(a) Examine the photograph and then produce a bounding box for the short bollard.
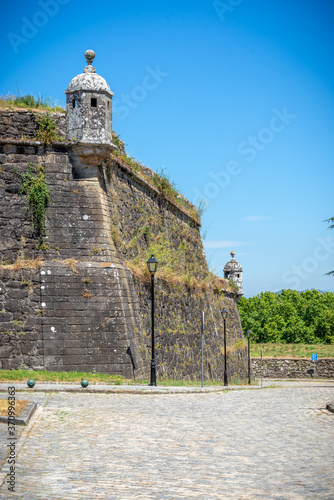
[27,379,35,388]
[81,380,89,388]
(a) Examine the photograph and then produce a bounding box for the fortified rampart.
[0,52,247,380]
[0,131,246,380]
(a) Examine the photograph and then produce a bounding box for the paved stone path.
[0,386,333,499]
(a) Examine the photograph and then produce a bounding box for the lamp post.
[147,254,158,386]
[246,329,251,385]
[221,308,228,387]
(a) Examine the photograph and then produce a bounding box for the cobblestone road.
[0,387,333,499]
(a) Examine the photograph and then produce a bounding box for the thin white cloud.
[243,215,278,222]
[204,241,252,249]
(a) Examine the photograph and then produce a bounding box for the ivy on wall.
[19,164,50,248]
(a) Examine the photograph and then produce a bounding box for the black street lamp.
[247,329,251,385]
[221,308,228,387]
[147,254,158,386]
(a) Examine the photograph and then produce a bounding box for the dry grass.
[220,340,247,358]
[55,258,80,274]
[0,94,65,113]
[0,257,43,271]
[111,153,200,224]
[210,275,238,293]
[125,260,151,284]
[0,103,62,113]
[0,399,29,416]
[126,259,215,292]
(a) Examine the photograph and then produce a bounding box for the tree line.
[238,289,334,344]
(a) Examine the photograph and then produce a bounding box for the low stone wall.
[251,358,334,379]
[0,109,66,140]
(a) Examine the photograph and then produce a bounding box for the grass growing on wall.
[0,94,65,112]
[106,164,235,293]
[126,250,233,293]
[0,257,43,270]
[126,232,203,286]
[110,134,200,223]
[124,229,234,292]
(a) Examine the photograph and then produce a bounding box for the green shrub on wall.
[35,112,62,144]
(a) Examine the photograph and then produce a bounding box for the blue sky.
[1,0,333,297]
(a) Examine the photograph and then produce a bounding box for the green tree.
[238,289,334,344]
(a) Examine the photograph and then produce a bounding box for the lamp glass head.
[147,254,158,274]
[221,308,228,319]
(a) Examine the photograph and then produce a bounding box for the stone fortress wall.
[0,125,247,380]
[0,53,248,380]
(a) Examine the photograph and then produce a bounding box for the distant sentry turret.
[223,251,243,295]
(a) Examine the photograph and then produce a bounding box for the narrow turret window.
[91,98,97,107]
[72,99,77,108]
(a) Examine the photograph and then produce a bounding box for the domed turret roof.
[67,73,112,93]
[66,50,113,96]
[223,251,243,272]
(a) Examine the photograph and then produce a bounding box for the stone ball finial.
[83,50,96,74]
[85,50,95,65]
[231,251,236,259]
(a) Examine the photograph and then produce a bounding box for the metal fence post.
[201,311,204,388]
